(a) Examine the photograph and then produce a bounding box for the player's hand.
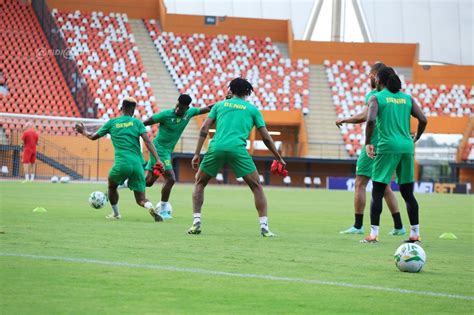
[366,144,375,159]
[335,119,344,128]
[191,154,200,170]
[75,122,85,134]
[153,162,164,177]
[271,159,288,177]
[412,135,420,143]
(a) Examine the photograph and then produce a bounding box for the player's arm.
[365,96,378,158]
[192,117,214,170]
[257,126,286,167]
[335,107,368,128]
[141,132,160,164]
[197,105,214,115]
[142,116,156,127]
[410,97,428,142]
[75,122,101,141]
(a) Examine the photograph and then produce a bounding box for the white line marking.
[1,252,473,301]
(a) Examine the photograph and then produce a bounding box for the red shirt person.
[22,123,39,182]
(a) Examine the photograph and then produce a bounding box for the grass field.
[0,181,473,314]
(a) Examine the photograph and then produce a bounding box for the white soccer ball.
[60,176,70,184]
[88,191,108,209]
[394,243,426,273]
[51,176,59,183]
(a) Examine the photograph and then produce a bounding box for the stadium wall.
[410,117,471,134]
[46,0,160,19]
[412,65,474,85]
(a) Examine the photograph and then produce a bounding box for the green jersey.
[365,90,379,145]
[208,98,265,151]
[152,107,201,150]
[375,89,414,154]
[97,116,147,164]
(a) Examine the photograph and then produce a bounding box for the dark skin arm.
[142,117,155,127]
[335,107,368,128]
[257,126,286,166]
[75,122,101,140]
[141,132,160,163]
[192,117,214,170]
[411,97,427,142]
[365,95,378,158]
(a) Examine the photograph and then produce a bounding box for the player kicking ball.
[189,78,286,237]
[75,97,165,222]
[362,67,427,243]
[142,94,213,219]
[336,63,405,236]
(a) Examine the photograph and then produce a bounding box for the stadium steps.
[395,67,413,82]
[305,65,348,159]
[129,19,199,153]
[36,152,82,180]
[274,42,289,59]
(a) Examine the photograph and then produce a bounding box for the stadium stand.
[325,60,474,156]
[144,20,310,112]
[52,9,158,121]
[0,0,79,136]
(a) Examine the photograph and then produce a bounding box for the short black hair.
[229,78,253,97]
[122,97,137,110]
[370,62,386,74]
[377,67,401,93]
[178,94,192,106]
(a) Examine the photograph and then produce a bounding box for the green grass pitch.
[0,181,472,314]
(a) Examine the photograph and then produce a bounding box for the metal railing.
[32,0,97,118]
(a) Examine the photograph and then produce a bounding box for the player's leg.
[144,153,158,187]
[396,154,420,243]
[230,149,275,237]
[340,175,369,234]
[22,150,30,183]
[133,190,162,222]
[106,177,121,219]
[22,163,29,183]
[30,152,37,181]
[155,150,174,219]
[242,171,275,237]
[158,169,176,219]
[129,163,162,222]
[188,168,213,234]
[361,154,398,243]
[384,185,405,235]
[30,163,36,181]
[188,150,223,234]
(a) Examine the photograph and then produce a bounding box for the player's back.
[22,128,39,149]
[99,116,146,163]
[375,89,413,154]
[209,98,265,151]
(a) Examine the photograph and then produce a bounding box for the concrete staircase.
[395,67,413,82]
[274,42,289,59]
[304,65,348,159]
[129,19,199,153]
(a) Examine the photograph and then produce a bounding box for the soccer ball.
[394,243,426,273]
[51,176,59,183]
[88,191,108,209]
[60,176,70,183]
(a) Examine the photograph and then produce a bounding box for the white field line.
[1,252,473,301]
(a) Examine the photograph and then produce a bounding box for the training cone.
[33,207,47,213]
[439,232,457,240]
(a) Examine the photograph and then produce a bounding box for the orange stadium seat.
[52,9,158,120]
[0,0,79,136]
[144,20,309,113]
